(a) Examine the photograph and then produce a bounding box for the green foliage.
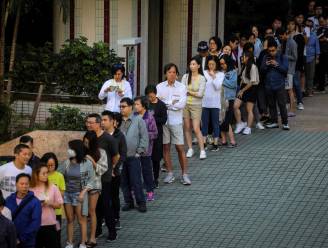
[0,103,12,142]
[45,105,86,131]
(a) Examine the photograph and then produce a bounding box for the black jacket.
[0,214,16,248]
[112,129,127,176]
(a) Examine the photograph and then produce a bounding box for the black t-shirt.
[293,33,305,71]
[148,99,167,136]
[97,132,119,183]
[317,27,328,54]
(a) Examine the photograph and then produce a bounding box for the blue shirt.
[306,32,320,63]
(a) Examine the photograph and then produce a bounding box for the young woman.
[234,51,260,135]
[201,55,224,151]
[59,140,95,248]
[251,25,263,58]
[220,55,238,147]
[98,63,132,113]
[83,131,108,247]
[220,45,232,58]
[209,36,223,56]
[41,153,65,248]
[182,56,206,159]
[30,163,63,248]
[134,96,158,201]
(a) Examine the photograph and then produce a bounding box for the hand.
[105,86,113,92]
[112,170,116,177]
[237,90,244,98]
[117,90,124,97]
[78,192,85,203]
[172,99,179,105]
[135,153,140,158]
[209,70,216,78]
[316,58,319,64]
[270,59,278,67]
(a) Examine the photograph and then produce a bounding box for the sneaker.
[154,180,159,189]
[181,174,191,185]
[288,112,296,117]
[137,202,147,213]
[65,243,74,248]
[242,127,251,135]
[121,203,134,211]
[297,103,304,110]
[282,124,290,130]
[204,143,208,151]
[160,164,167,172]
[186,148,194,158]
[163,173,175,184]
[210,144,219,151]
[146,192,155,201]
[234,122,247,134]
[115,220,122,230]
[266,123,279,129]
[256,122,265,130]
[79,244,87,248]
[199,150,207,160]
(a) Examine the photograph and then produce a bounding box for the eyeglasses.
[119,105,129,109]
[85,121,97,124]
[266,32,273,35]
[268,49,276,52]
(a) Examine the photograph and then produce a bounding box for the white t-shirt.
[0,162,32,199]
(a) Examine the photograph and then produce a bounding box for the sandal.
[86,241,97,248]
[228,143,237,148]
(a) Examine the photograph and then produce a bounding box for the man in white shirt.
[156,63,191,185]
[0,144,32,199]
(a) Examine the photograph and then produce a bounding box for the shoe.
[228,143,237,148]
[210,144,219,151]
[137,202,147,213]
[121,203,134,211]
[234,122,247,134]
[266,123,279,129]
[106,234,117,242]
[163,173,175,184]
[154,180,159,189]
[199,150,207,160]
[146,192,155,201]
[207,135,214,145]
[115,220,122,230]
[204,143,208,151]
[260,116,270,122]
[256,122,265,130]
[181,174,191,185]
[297,103,304,110]
[242,127,251,135]
[86,241,97,248]
[282,124,290,130]
[288,112,296,117]
[220,142,228,147]
[65,242,74,248]
[95,228,103,239]
[186,148,194,158]
[160,164,167,172]
[79,244,87,248]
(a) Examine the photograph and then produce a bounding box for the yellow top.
[48,171,66,216]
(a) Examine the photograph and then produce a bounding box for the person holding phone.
[98,64,132,113]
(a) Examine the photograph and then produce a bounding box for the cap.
[197,41,208,52]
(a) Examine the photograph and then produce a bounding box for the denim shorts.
[64,192,80,206]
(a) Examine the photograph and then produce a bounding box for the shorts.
[285,74,293,90]
[64,192,80,206]
[239,84,257,103]
[183,104,202,120]
[163,124,184,145]
[89,189,101,195]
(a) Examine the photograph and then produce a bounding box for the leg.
[75,204,87,245]
[112,175,121,220]
[257,85,268,115]
[140,156,155,192]
[276,87,288,125]
[152,159,160,184]
[128,158,145,204]
[88,192,100,243]
[56,215,62,248]
[234,98,243,124]
[266,89,278,123]
[252,104,261,123]
[228,125,236,144]
[163,144,173,173]
[64,204,75,244]
[120,162,133,204]
[246,102,254,128]
[175,144,188,174]
[293,71,303,104]
[192,118,204,151]
[288,89,296,112]
[102,182,117,239]
[210,108,220,141]
[183,117,193,149]
[201,108,210,141]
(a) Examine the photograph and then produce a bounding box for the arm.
[212,72,224,90]
[47,185,63,209]
[287,42,298,62]
[109,137,120,168]
[315,36,321,57]
[19,200,41,244]
[137,118,149,155]
[260,55,269,74]
[274,55,288,75]
[98,80,110,100]
[124,81,133,99]
[118,134,127,164]
[170,84,187,110]
[155,101,167,125]
[223,71,237,89]
[95,150,108,176]
[193,76,206,98]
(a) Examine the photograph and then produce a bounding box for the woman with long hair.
[182,56,206,159]
[209,36,223,56]
[82,131,108,247]
[30,162,63,248]
[251,25,263,58]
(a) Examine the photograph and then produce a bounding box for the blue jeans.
[140,156,155,192]
[293,71,303,104]
[121,157,145,204]
[201,108,220,138]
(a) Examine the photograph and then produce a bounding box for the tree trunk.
[0,0,8,104]
[6,1,21,104]
[29,83,44,129]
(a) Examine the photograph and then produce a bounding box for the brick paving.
[62,93,328,248]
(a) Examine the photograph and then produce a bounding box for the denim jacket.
[223,70,237,100]
[306,32,320,63]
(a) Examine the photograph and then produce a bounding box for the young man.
[156,63,191,185]
[229,35,239,64]
[85,113,120,242]
[145,84,167,188]
[316,16,328,92]
[0,144,32,199]
[0,190,16,248]
[261,38,290,130]
[101,111,127,229]
[119,97,149,212]
[19,135,40,170]
[195,41,209,71]
[5,173,41,248]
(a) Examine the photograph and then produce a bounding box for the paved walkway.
[63,93,328,248]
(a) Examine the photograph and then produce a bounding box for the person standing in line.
[316,16,328,92]
[19,135,40,170]
[251,25,263,58]
[201,55,224,151]
[181,56,206,159]
[0,144,32,199]
[30,163,63,248]
[209,36,223,56]
[195,41,209,71]
[98,64,132,113]
[5,173,41,248]
[119,97,149,212]
[145,85,167,188]
[156,63,191,185]
[134,96,158,201]
[0,190,16,248]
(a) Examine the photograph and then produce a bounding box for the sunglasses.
[119,105,129,109]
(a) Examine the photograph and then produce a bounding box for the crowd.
[0,1,327,248]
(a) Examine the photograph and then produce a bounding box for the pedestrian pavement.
[63,93,328,248]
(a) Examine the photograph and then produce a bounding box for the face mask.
[67,148,76,158]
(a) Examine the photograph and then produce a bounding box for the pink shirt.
[31,184,63,226]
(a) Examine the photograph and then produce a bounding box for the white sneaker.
[297,103,304,110]
[242,127,251,135]
[199,150,207,160]
[256,122,265,130]
[163,172,175,184]
[181,174,191,185]
[186,148,194,158]
[234,122,247,134]
[79,244,87,248]
[65,243,74,248]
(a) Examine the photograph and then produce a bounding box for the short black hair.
[16,173,31,183]
[87,113,102,123]
[267,37,278,48]
[113,112,123,128]
[120,97,134,106]
[102,110,115,120]
[0,190,5,207]
[14,144,30,155]
[145,84,157,95]
[244,42,254,52]
[68,139,86,164]
[276,27,286,36]
[19,135,33,144]
[134,96,149,110]
[163,63,179,76]
[228,35,239,43]
[111,63,126,78]
[41,152,59,170]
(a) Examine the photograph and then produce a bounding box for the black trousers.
[110,175,121,221]
[316,52,328,91]
[152,160,160,183]
[266,87,288,125]
[96,181,117,239]
[56,215,62,248]
[220,100,235,132]
[35,225,59,248]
